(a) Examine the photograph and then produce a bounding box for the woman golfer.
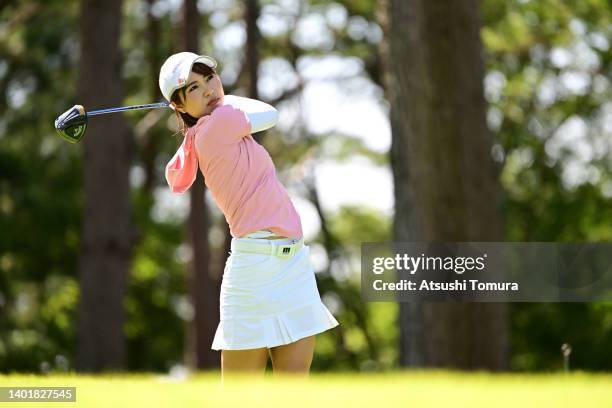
[158,52,339,378]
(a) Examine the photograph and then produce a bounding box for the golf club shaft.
[87,102,169,116]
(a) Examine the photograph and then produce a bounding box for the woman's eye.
[207,75,214,81]
[189,85,198,91]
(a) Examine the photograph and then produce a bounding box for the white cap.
[158,52,218,104]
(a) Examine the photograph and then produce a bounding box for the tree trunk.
[182,0,219,370]
[142,0,163,194]
[186,174,218,368]
[380,0,509,370]
[245,0,260,101]
[76,0,132,372]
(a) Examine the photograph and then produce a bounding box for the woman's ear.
[171,102,185,113]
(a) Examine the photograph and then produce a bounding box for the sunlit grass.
[1,369,611,407]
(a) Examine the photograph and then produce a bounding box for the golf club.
[54,102,170,144]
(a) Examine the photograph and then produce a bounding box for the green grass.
[0,370,611,407]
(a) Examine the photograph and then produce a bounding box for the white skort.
[211,230,340,350]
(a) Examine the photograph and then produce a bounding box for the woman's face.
[174,70,224,118]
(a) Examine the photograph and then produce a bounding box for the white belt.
[231,237,304,259]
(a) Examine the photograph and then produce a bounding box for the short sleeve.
[195,104,252,148]
[165,131,198,193]
[222,95,278,133]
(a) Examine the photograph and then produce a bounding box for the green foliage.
[309,204,393,371]
[512,302,612,371]
[0,0,188,373]
[0,0,83,372]
[125,190,186,372]
[329,205,390,244]
[482,0,612,371]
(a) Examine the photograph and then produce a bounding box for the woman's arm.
[222,95,278,133]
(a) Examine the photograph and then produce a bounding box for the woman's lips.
[208,97,220,107]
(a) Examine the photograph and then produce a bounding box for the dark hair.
[170,62,217,137]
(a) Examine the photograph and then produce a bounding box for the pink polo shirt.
[166,102,303,239]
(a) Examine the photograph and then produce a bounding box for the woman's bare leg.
[269,335,315,376]
[221,347,269,383]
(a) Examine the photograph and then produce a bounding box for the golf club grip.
[87,102,169,116]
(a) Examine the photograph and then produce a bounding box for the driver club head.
[54,105,87,143]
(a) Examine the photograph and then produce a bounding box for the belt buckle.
[276,244,293,259]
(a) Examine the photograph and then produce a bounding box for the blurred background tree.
[381,0,508,371]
